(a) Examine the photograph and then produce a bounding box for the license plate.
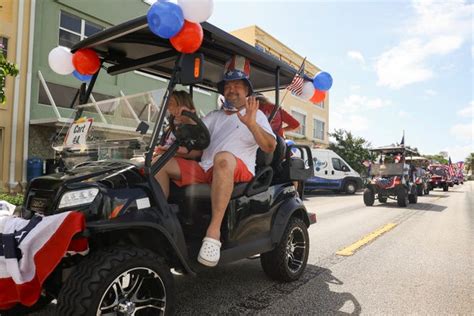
[30,198,48,212]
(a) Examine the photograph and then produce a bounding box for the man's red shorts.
[173,157,253,187]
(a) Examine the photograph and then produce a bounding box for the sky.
[205,0,473,162]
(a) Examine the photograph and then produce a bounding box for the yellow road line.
[336,223,397,256]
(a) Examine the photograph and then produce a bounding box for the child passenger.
[155,90,196,155]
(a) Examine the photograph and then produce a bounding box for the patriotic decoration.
[448,157,455,177]
[286,59,332,105]
[0,212,86,310]
[287,72,305,96]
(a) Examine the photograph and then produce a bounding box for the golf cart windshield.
[430,167,447,176]
[52,89,166,168]
[370,163,405,177]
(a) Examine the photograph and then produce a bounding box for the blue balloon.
[285,139,298,154]
[312,71,333,91]
[147,1,184,39]
[72,70,92,82]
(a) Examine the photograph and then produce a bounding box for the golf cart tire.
[57,247,175,316]
[378,196,387,203]
[397,189,409,207]
[443,184,449,192]
[261,217,309,282]
[344,181,357,195]
[363,188,375,206]
[408,192,418,204]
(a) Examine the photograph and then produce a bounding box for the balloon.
[170,20,203,53]
[48,46,74,75]
[178,0,213,23]
[285,139,298,154]
[72,49,100,75]
[72,70,92,82]
[300,81,315,100]
[312,71,333,91]
[310,89,326,103]
[147,1,184,39]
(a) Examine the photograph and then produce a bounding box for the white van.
[305,149,363,194]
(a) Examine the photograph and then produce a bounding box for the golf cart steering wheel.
[172,110,210,152]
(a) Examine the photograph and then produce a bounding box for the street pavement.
[30,181,473,315]
[173,182,473,315]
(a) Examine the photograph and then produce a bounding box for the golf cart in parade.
[7,15,317,315]
[427,164,451,191]
[405,156,430,196]
[363,145,418,207]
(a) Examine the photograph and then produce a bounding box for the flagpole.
[268,57,307,123]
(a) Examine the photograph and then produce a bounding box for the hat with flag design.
[217,55,254,96]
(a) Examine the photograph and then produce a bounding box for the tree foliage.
[465,153,474,173]
[328,129,375,175]
[424,154,448,165]
[0,48,19,104]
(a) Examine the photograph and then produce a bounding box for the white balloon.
[178,0,213,23]
[300,81,315,100]
[48,46,74,75]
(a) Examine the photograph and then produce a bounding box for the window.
[314,100,324,109]
[0,37,8,57]
[59,11,104,48]
[39,81,113,108]
[332,158,349,172]
[313,118,325,140]
[291,111,306,135]
[255,44,267,53]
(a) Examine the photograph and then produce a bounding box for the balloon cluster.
[48,46,100,82]
[299,71,333,104]
[147,0,213,54]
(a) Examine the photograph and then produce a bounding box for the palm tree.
[465,153,474,174]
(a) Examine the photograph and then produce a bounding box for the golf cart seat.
[169,137,287,225]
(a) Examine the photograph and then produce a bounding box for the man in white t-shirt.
[155,55,276,267]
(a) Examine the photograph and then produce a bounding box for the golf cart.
[11,16,316,315]
[363,145,418,207]
[405,156,430,196]
[427,164,451,191]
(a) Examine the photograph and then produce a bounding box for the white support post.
[37,70,61,119]
[120,90,140,123]
[89,94,108,123]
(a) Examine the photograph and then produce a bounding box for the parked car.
[305,149,363,194]
[363,145,418,207]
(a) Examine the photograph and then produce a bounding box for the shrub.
[0,193,24,206]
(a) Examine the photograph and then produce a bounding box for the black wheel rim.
[286,226,307,274]
[97,267,166,316]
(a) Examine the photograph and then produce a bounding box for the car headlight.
[59,188,99,209]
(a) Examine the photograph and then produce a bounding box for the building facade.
[0,0,33,192]
[231,25,330,148]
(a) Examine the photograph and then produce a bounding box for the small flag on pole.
[286,58,306,96]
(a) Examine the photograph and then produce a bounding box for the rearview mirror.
[178,53,204,85]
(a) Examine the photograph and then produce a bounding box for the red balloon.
[170,20,203,54]
[72,49,100,75]
[310,89,326,103]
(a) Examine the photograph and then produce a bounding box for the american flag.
[448,157,455,177]
[286,58,306,96]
